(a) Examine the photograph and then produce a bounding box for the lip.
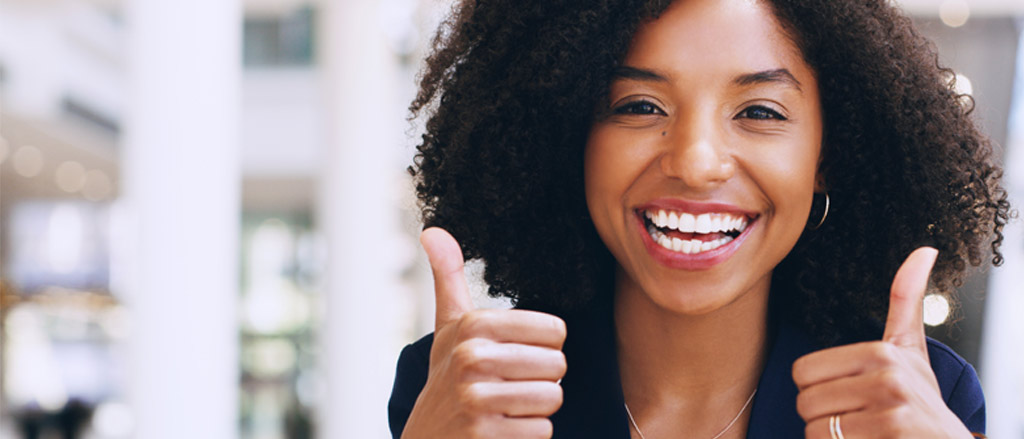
[634,199,759,270]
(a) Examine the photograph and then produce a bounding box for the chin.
[638,282,744,316]
[622,265,774,318]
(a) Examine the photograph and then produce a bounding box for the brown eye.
[614,100,665,115]
[736,105,787,121]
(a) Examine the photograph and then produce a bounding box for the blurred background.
[0,0,1022,438]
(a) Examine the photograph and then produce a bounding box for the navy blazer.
[389,303,985,438]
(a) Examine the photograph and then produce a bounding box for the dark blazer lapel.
[551,301,631,438]
[745,322,818,439]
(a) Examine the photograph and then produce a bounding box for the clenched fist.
[793,248,974,438]
[401,228,568,439]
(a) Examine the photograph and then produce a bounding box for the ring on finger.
[829,414,845,439]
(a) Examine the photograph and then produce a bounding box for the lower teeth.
[647,225,734,254]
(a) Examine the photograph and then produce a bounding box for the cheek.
[583,136,618,236]
[749,141,820,237]
[583,128,652,240]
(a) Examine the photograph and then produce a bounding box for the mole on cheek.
[662,131,667,136]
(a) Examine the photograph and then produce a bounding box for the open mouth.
[639,208,754,254]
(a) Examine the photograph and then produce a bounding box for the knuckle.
[550,316,567,340]
[791,357,809,383]
[872,342,900,366]
[452,341,485,373]
[554,351,568,377]
[538,419,554,438]
[534,382,563,411]
[459,382,488,413]
[878,368,899,387]
[551,384,564,409]
[877,370,908,402]
[466,416,492,439]
[878,407,908,436]
[794,391,812,419]
[459,310,495,338]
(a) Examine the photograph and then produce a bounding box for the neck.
[614,270,770,435]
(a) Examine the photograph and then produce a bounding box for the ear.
[813,171,827,193]
[811,173,827,190]
[813,141,829,193]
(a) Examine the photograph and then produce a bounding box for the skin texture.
[402,0,1005,437]
[585,0,822,318]
[408,0,1009,346]
[584,0,822,436]
[793,247,973,439]
[402,228,567,439]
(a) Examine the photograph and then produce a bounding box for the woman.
[389,0,1010,437]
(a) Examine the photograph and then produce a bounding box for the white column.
[317,0,409,437]
[119,0,241,438]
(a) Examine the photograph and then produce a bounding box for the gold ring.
[829,414,845,439]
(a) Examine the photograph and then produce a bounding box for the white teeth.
[679,213,696,232]
[645,209,748,234]
[671,237,683,251]
[645,208,752,254]
[695,214,712,233]
[652,234,738,254]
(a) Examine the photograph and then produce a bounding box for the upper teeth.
[644,209,748,234]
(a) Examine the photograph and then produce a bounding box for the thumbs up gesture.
[402,228,568,439]
[792,248,974,438]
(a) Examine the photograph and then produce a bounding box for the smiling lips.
[642,209,751,254]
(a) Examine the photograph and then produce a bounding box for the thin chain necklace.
[623,389,757,439]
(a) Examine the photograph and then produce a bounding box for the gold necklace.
[623,389,757,439]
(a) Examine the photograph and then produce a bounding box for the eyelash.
[613,100,665,115]
[736,105,787,121]
[613,101,787,121]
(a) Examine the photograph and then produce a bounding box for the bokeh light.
[12,145,44,177]
[55,161,88,193]
[82,169,113,201]
[924,293,952,327]
[940,0,970,28]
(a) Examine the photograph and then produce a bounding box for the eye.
[736,105,787,121]
[613,100,665,116]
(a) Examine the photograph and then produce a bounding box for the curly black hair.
[408,0,1011,345]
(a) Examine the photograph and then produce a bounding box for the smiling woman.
[389,0,1009,438]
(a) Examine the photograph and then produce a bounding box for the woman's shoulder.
[924,337,986,432]
[388,333,434,438]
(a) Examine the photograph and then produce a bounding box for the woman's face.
[584,0,823,315]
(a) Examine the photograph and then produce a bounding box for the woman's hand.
[792,247,973,438]
[402,228,568,439]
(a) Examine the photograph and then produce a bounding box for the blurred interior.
[0,0,1022,438]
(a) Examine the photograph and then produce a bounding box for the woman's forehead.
[623,0,811,85]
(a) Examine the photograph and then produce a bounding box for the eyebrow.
[612,66,803,93]
[612,66,669,82]
[733,68,803,93]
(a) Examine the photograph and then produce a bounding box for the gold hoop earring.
[812,193,830,230]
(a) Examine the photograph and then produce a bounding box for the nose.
[659,112,735,189]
